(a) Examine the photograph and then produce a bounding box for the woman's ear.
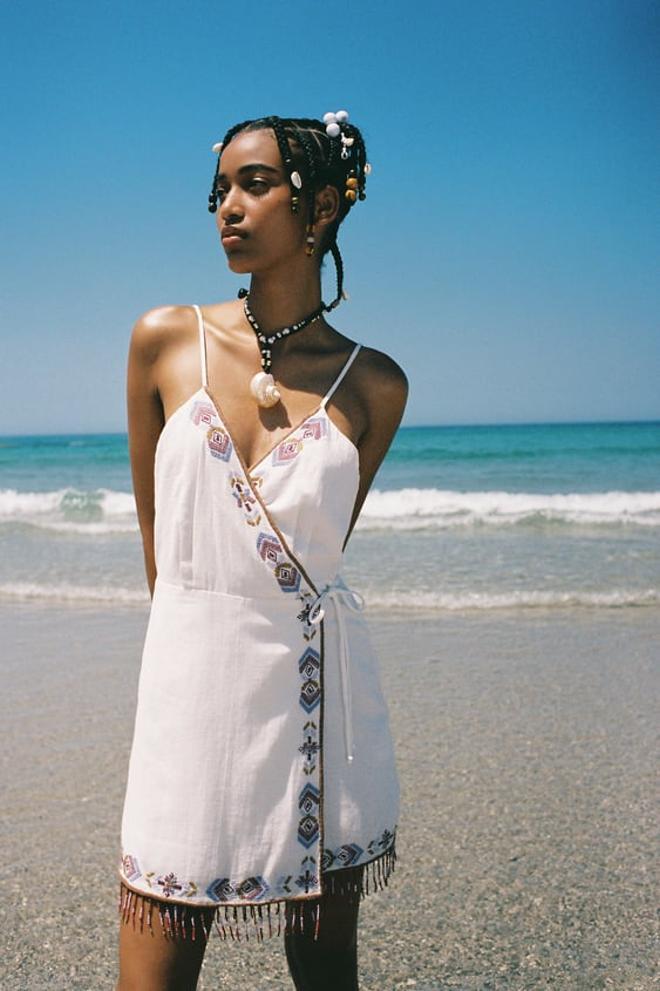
[314,184,340,232]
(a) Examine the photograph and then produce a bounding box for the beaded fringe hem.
[118,845,396,943]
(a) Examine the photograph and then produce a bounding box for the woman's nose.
[219,188,244,223]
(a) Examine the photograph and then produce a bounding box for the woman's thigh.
[116,887,215,991]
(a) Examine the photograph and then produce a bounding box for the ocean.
[1,420,659,615]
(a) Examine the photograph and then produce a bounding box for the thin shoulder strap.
[321,343,362,409]
[191,304,208,388]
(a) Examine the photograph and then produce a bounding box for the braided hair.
[207,115,370,311]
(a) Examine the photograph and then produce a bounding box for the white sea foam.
[2,486,660,534]
[0,487,137,534]
[358,488,660,530]
[1,581,657,612]
[0,581,148,605]
[365,587,660,612]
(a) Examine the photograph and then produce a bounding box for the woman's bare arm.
[126,309,169,598]
[341,347,409,551]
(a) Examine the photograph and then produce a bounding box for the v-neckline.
[203,384,327,476]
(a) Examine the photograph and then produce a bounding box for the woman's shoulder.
[354,343,409,405]
[129,300,237,359]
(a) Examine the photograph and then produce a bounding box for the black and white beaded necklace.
[239,288,327,408]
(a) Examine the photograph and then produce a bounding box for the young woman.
[117,112,408,991]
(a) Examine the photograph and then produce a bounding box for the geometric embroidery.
[205,874,270,902]
[322,827,396,871]
[272,416,328,467]
[235,875,269,901]
[296,591,319,642]
[230,474,262,527]
[272,437,303,466]
[206,424,233,461]
[298,647,321,713]
[255,532,301,593]
[332,843,364,868]
[298,720,320,775]
[122,854,141,883]
[297,783,320,849]
[190,400,217,427]
[296,854,319,892]
[275,560,301,593]
[256,532,283,566]
[206,877,235,902]
[145,871,198,900]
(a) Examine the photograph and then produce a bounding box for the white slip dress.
[118,304,399,940]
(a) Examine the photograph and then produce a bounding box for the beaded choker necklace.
[239,289,327,407]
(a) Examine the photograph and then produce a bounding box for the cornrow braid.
[293,125,320,230]
[206,113,370,313]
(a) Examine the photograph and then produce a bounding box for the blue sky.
[1,0,659,433]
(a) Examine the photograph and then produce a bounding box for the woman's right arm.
[126,310,167,599]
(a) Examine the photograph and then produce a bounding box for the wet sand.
[1,602,658,990]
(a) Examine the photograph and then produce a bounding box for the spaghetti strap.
[320,343,362,409]
[192,304,208,389]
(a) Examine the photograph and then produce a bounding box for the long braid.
[328,240,344,309]
[294,126,320,227]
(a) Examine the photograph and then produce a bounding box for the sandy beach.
[1,602,658,990]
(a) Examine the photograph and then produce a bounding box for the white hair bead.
[290,171,303,189]
[335,110,349,123]
[323,112,337,124]
[326,122,340,138]
[211,142,223,154]
[364,162,372,174]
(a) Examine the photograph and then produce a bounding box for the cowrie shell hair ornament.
[290,170,303,189]
[211,142,223,153]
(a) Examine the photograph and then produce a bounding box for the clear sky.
[1,0,659,433]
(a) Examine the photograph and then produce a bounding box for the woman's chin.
[224,256,253,275]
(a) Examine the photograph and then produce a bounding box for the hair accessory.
[290,170,303,189]
[239,291,327,407]
[211,142,223,154]
[305,223,316,257]
[323,109,349,138]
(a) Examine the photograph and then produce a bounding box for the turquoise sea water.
[1,420,659,613]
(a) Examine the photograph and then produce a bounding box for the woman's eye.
[248,179,268,193]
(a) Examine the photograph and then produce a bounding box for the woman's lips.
[221,227,247,245]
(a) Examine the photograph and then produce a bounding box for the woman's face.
[215,128,306,274]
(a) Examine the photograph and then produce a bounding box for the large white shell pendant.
[250,371,281,408]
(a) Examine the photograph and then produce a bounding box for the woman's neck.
[245,263,323,335]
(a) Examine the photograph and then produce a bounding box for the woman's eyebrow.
[218,163,281,180]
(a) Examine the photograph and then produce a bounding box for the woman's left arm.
[342,348,409,550]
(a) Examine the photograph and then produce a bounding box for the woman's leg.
[284,867,363,991]
[116,886,215,991]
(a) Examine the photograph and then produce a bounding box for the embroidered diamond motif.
[235,875,269,900]
[206,877,236,902]
[275,560,301,593]
[207,425,233,461]
[334,843,364,867]
[272,437,303,465]
[190,400,217,426]
[122,854,141,882]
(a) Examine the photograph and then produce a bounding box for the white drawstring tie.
[308,576,365,763]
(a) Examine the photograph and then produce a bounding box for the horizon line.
[1,416,659,440]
